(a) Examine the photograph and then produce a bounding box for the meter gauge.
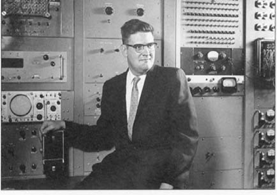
[207,51,219,62]
[221,77,237,93]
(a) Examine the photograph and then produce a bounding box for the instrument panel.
[1,91,62,123]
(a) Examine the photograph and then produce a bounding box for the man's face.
[123,32,155,76]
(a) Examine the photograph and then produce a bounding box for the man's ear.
[121,44,128,57]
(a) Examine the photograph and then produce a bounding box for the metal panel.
[254,89,275,109]
[189,169,243,189]
[2,51,67,83]
[83,116,115,174]
[243,0,276,189]
[84,39,162,83]
[1,91,62,123]
[1,0,74,37]
[193,97,243,138]
[181,48,244,75]
[180,0,244,48]
[61,91,74,121]
[83,0,163,39]
[83,83,103,116]
[1,37,73,91]
[84,149,115,174]
[1,123,44,179]
[192,137,243,171]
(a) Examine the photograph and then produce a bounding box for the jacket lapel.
[116,70,129,138]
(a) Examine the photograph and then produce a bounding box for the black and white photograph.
[0,0,276,193]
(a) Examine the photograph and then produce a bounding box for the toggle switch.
[19,164,26,173]
[31,146,37,153]
[195,64,204,70]
[31,130,37,136]
[7,147,14,156]
[19,130,26,140]
[31,163,37,170]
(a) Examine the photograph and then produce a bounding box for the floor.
[1,176,85,190]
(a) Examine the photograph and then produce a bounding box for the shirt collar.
[127,69,146,85]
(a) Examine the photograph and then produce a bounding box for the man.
[40,19,198,189]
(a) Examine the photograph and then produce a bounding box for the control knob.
[105,6,114,15]
[266,109,275,121]
[192,87,202,95]
[196,52,204,59]
[212,86,220,93]
[270,1,276,8]
[220,65,226,72]
[43,54,49,61]
[267,149,275,160]
[137,8,144,16]
[219,52,227,59]
[37,114,43,120]
[266,169,275,179]
[203,87,211,93]
[210,64,217,71]
[255,23,263,31]
[36,102,43,110]
[266,129,275,141]
[50,105,56,112]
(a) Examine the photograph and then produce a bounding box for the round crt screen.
[10,94,32,116]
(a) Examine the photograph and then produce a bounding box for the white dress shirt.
[126,70,146,119]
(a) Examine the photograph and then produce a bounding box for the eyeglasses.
[125,42,157,53]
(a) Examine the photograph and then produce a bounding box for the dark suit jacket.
[66,65,198,188]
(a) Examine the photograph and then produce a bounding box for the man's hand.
[40,120,66,138]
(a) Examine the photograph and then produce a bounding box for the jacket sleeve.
[64,82,115,152]
[166,68,199,188]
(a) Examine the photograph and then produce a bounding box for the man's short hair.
[121,19,154,44]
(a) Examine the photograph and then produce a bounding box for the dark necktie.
[128,77,140,140]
